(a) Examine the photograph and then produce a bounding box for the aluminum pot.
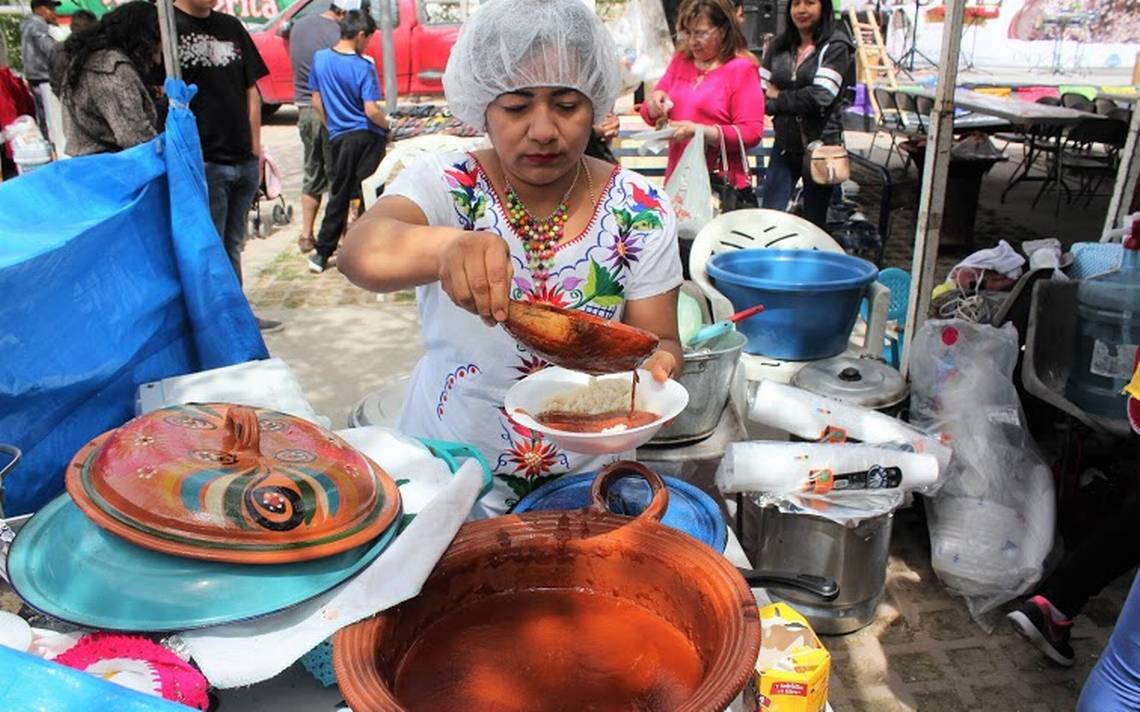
[749,501,893,635]
[651,331,747,445]
[333,462,761,712]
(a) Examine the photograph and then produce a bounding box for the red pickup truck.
[251,0,467,113]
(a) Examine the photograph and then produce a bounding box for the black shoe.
[308,253,328,274]
[1007,595,1075,667]
[256,316,284,333]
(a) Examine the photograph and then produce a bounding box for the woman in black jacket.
[759,0,853,229]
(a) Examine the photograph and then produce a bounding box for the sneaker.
[308,253,328,274]
[297,235,316,253]
[1007,596,1075,667]
[256,316,284,333]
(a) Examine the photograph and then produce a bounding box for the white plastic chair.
[688,208,889,357]
[360,134,490,210]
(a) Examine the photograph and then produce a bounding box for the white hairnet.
[442,0,622,131]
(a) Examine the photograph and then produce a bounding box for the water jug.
[1066,220,1140,419]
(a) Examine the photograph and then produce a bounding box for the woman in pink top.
[640,0,765,198]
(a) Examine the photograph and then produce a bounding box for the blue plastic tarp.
[0,80,269,515]
[0,646,193,711]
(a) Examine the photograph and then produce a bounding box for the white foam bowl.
[504,367,689,455]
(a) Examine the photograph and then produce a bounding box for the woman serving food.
[338,0,683,515]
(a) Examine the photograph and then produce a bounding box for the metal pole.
[157,0,182,80]
[1103,106,1140,237]
[900,0,965,378]
[379,0,398,113]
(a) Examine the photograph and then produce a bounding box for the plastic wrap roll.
[717,441,940,496]
[748,380,952,471]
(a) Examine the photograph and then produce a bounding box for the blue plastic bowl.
[707,249,878,360]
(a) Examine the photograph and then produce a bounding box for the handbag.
[797,44,851,187]
[805,142,850,186]
[714,125,759,212]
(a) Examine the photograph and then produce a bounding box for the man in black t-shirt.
[174,0,282,333]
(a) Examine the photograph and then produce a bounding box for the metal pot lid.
[513,471,727,552]
[792,356,909,410]
[65,403,401,564]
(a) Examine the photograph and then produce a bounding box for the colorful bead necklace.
[504,159,592,281]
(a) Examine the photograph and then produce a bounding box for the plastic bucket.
[707,249,878,360]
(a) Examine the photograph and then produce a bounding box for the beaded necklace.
[504,159,593,281]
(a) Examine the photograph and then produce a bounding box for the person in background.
[68,9,98,35]
[289,0,354,255]
[732,0,745,25]
[640,0,764,207]
[305,9,388,274]
[174,0,282,333]
[1008,487,1140,668]
[56,2,161,156]
[759,0,853,229]
[19,0,61,138]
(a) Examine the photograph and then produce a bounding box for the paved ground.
[242,107,1128,710]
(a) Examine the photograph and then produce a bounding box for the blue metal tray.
[7,494,401,632]
[513,471,728,552]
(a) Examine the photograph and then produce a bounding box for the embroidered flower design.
[524,281,570,308]
[504,435,561,479]
[444,161,488,228]
[134,434,155,447]
[136,465,156,480]
[606,231,642,272]
[513,354,550,380]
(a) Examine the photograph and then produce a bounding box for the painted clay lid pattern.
[65,403,401,564]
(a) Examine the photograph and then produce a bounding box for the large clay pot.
[333,462,761,712]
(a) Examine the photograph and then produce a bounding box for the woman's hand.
[765,85,780,100]
[646,90,673,125]
[438,230,514,326]
[594,112,620,142]
[643,349,678,383]
[668,120,700,143]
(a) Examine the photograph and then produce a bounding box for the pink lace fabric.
[55,632,209,710]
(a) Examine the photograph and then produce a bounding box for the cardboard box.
[744,603,830,712]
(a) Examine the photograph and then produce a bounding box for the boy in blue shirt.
[307,9,388,273]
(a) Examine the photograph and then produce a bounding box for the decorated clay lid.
[65,403,401,564]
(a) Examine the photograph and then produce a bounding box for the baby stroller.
[247,150,293,238]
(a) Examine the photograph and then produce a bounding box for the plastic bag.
[606,0,674,92]
[909,319,1055,629]
[664,125,713,240]
[0,80,268,515]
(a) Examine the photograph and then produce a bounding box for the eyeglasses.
[677,27,721,42]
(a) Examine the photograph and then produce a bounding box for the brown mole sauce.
[392,589,704,712]
[534,410,659,432]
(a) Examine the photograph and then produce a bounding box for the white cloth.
[1021,237,1062,272]
[948,239,1025,282]
[176,429,485,689]
[386,151,682,516]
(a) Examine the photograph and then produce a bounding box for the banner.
[889,0,1139,71]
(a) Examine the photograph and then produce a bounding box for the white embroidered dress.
[386,151,682,515]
